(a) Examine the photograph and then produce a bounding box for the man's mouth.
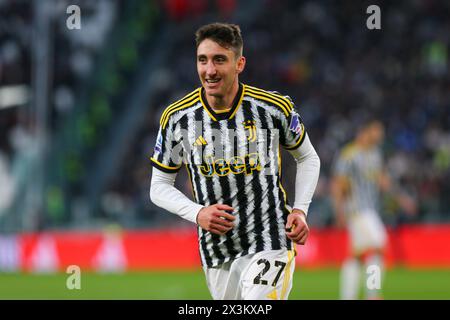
[206,78,221,84]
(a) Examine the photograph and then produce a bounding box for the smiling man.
[149,23,320,300]
[197,35,244,107]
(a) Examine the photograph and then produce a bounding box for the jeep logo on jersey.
[289,114,303,135]
[199,153,261,177]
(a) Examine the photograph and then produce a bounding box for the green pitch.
[0,268,449,299]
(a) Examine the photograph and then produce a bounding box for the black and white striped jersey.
[150,83,306,267]
[333,143,383,216]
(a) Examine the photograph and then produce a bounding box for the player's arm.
[285,133,320,245]
[150,111,235,234]
[150,168,235,234]
[279,101,320,245]
[378,169,392,193]
[149,114,205,222]
[331,174,350,229]
[330,149,353,228]
[150,167,204,224]
[150,168,235,235]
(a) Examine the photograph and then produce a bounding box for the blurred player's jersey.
[150,83,306,267]
[333,143,383,216]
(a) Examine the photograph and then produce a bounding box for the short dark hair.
[195,23,243,57]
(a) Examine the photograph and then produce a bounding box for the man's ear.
[236,56,246,74]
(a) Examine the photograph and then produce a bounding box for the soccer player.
[331,119,416,300]
[149,23,320,300]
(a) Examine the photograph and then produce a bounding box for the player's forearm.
[378,171,392,193]
[150,167,204,224]
[330,178,346,216]
[288,134,321,216]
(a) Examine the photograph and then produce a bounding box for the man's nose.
[206,61,217,76]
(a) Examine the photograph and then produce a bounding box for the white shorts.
[203,248,296,300]
[348,210,387,254]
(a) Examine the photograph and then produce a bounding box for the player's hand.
[197,204,235,235]
[285,209,309,245]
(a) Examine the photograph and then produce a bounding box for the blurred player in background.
[331,119,416,300]
[149,23,320,299]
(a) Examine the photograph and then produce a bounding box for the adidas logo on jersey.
[193,135,208,146]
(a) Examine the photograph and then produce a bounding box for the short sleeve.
[150,116,183,173]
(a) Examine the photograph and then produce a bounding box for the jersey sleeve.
[280,101,307,150]
[150,115,183,173]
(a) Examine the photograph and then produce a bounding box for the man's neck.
[206,81,239,111]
